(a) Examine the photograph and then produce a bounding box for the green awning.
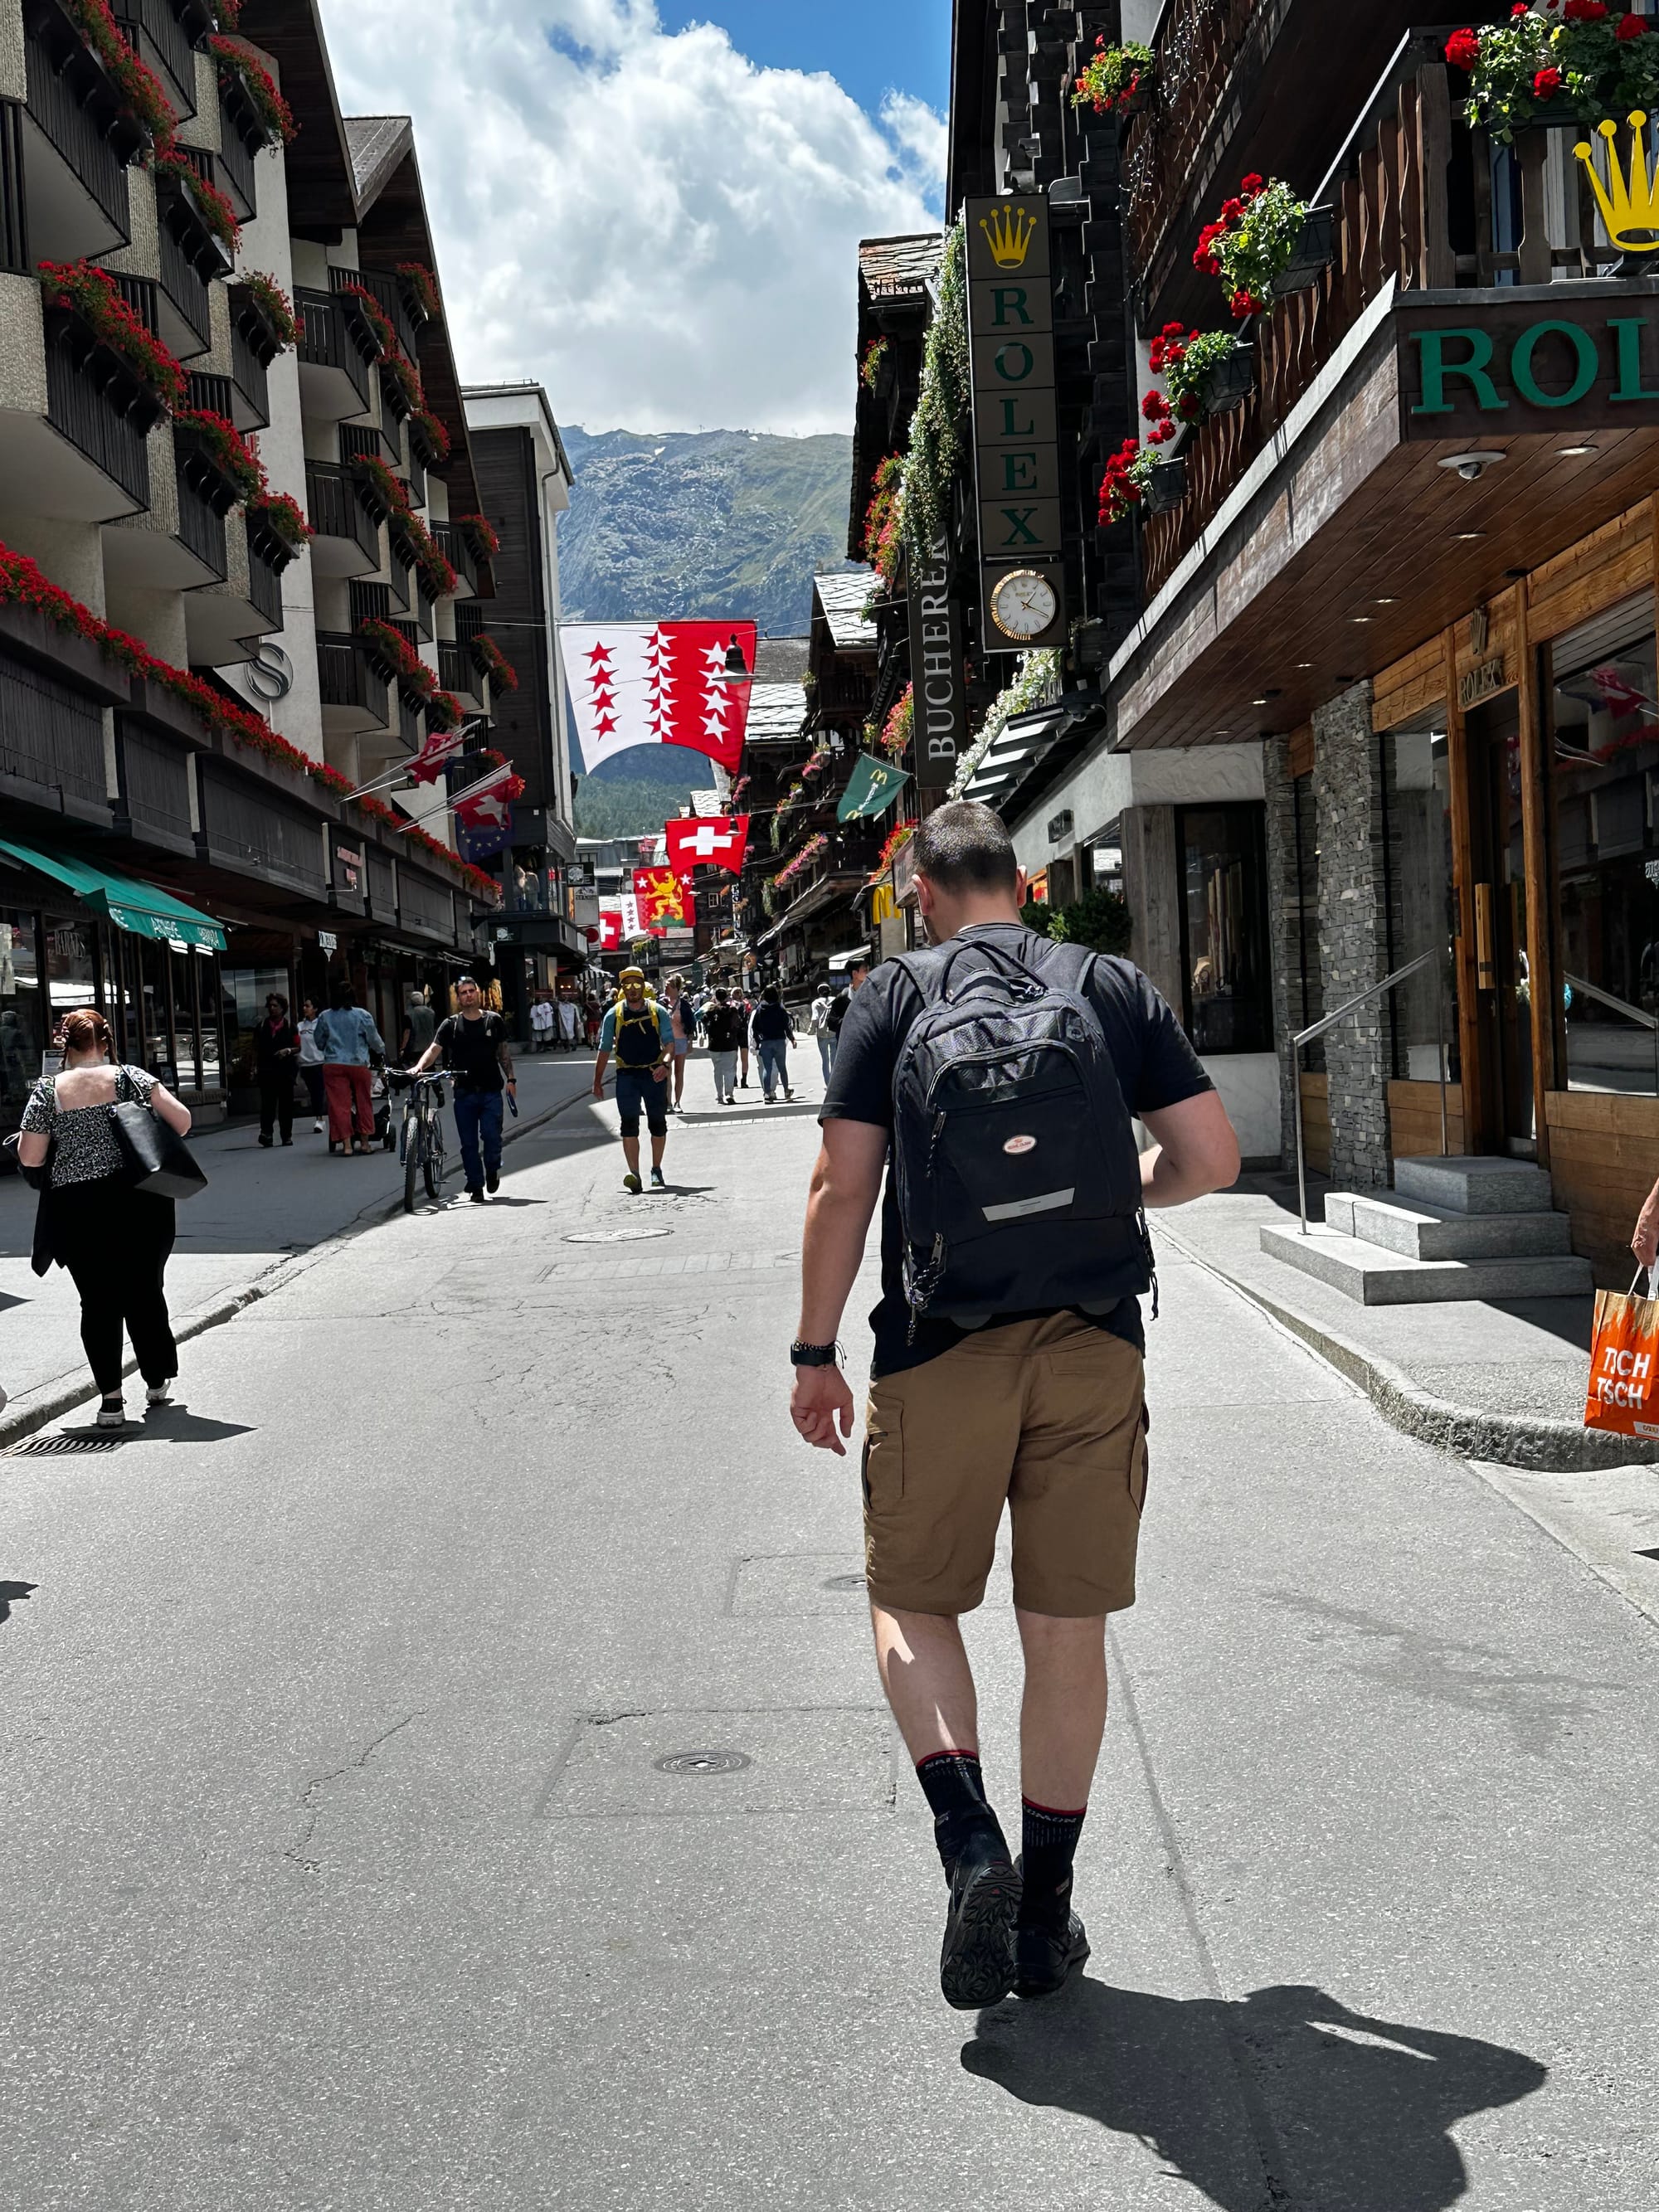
[0,835,228,952]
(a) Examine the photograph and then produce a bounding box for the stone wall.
[1262,738,1309,1170]
[1311,681,1394,1190]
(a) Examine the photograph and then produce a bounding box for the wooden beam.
[1515,579,1558,1168]
[1443,621,1487,1149]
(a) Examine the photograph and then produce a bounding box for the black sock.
[915,1750,1005,1873]
[1020,1798,1087,1926]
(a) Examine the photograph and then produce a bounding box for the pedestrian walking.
[664,973,696,1111]
[16,1008,194,1429]
[737,989,752,1090]
[789,801,1240,2011]
[809,982,835,1083]
[752,984,795,1102]
[399,988,437,1067]
[703,988,745,1103]
[314,985,385,1156]
[592,968,674,1192]
[253,993,299,1148]
[584,997,602,1051]
[296,999,327,1133]
[412,975,515,1203]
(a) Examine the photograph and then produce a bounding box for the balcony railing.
[227,280,280,429]
[173,440,227,576]
[0,642,109,808]
[156,181,221,357]
[348,579,392,627]
[431,523,475,596]
[1137,46,1618,597]
[214,78,261,220]
[316,632,389,726]
[245,519,285,629]
[304,459,380,568]
[1121,0,1264,309]
[43,304,155,507]
[294,288,372,415]
[329,264,417,362]
[23,0,139,250]
[110,0,205,119]
[2,102,26,273]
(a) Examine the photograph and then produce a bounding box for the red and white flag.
[617,892,648,941]
[451,763,524,831]
[664,814,749,878]
[562,620,757,775]
[406,722,469,785]
[596,905,623,951]
[633,867,692,929]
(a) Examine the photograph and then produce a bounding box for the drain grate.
[821,1573,868,1592]
[653,1749,752,1777]
[6,1432,124,1455]
[564,1227,674,1245]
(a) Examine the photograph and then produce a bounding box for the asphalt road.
[2,1054,1657,2210]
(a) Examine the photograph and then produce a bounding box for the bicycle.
[389,1070,446,1212]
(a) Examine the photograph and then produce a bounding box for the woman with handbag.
[15,1008,194,1429]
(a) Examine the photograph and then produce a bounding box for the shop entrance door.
[1463,696,1535,1154]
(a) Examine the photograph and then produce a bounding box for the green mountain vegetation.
[561,425,852,839]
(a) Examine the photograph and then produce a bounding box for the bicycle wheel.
[403,1122,421,1214]
[422,1117,443,1202]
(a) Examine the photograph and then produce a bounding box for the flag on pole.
[562,621,757,775]
[406,722,469,785]
[838,752,911,823]
[664,814,750,878]
[634,866,693,929]
[596,906,623,951]
[451,763,525,830]
[618,892,647,941]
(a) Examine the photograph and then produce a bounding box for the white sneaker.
[146,1383,173,1410]
[313,1119,324,1134]
[95,1398,124,1430]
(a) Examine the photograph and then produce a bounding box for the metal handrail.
[1294,944,1452,1235]
[1564,971,1659,1095]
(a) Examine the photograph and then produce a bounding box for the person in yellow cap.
[592,969,675,1192]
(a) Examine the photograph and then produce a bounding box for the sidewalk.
[0,1050,601,1445]
[1158,1172,1656,1471]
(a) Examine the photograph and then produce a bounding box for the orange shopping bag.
[1584,1271,1659,1437]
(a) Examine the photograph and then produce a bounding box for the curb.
[0,1081,599,1452]
[1155,1220,1659,1475]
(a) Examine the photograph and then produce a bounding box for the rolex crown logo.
[978,202,1037,268]
[1575,113,1659,253]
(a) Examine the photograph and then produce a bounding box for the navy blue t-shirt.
[820,924,1214,1377]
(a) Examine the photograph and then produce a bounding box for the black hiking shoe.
[940,1839,1020,2010]
[1014,1909,1090,1999]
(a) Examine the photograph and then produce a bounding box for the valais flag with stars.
[561,621,757,773]
[664,814,750,879]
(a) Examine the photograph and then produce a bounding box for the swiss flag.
[452,764,525,831]
[407,723,469,785]
[664,813,750,878]
[596,905,622,951]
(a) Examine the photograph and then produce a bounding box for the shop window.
[1174,805,1272,1054]
[1382,727,1460,1084]
[45,918,98,1030]
[1551,613,1659,1095]
[0,911,44,1133]
[221,965,292,1089]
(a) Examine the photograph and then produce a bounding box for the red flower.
[1230,288,1262,317]
[1533,64,1562,97]
[1445,27,1481,66]
[1238,173,1264,197]
[1220,196,1243,221]
[1141,389,1170,421]
[1511,2,1529,14]
[1618,9,1647,33]
[1563,0,1607,18]
[1148,422,1175,445]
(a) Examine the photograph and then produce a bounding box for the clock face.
[990,569,1058,639]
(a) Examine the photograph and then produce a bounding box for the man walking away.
[788,800,1239,2011]
[399,988,436,1068]
[823,950,868,1080]
[752,985,795,1102]
[703,989,744,1105]
[413,977,516,1203]
[593,968,674,1192]
[809,981,835,1084]
[254,993,299,1148]
[664,974,696,1111]
[296,999,326,1134]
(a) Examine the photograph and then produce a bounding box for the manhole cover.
[563,1227,674,1244]
[653,1749,752,1777]
[6,1433,124,1455]
[821,1573,868,1592]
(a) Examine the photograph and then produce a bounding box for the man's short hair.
[912,801,1019,896]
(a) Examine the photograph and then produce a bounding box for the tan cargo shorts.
[861,1313,1148,1619]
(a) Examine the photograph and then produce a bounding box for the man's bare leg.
[674,1056,686,1107]
[1015,1609,1108,1807]
[870,1603,980,1761]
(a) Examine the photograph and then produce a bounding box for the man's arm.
[496,1023,516,1090]
[1139,1090,1240,1207]
[791,1117,888,1455]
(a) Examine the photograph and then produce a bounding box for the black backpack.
[890,934,1153,1332]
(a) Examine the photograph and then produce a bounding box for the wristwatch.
[790,1340,840,1368]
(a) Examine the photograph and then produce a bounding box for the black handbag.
[109,1067,208,1201]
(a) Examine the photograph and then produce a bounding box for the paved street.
[3,1048,1657,2210]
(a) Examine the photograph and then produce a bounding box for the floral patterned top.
[20,1066,158,1189]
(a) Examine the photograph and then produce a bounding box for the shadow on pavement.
[130,1411,255,1443]
[0,1579,36,1624]
[961,1978,1546,2211]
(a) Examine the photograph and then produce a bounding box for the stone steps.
[1260,1223,1594,1305]
[1323,1191,1574,1262]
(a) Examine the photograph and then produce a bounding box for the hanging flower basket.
[397,262,441,324]
[173,406,265,508]
[208,35,298,145]
[1445,9,1659,146]
[238,270,301,352]
[1194,175,1316,316]
[1071,36,1157,115]
[1142,458,1188,515]
[37,261,187,416]
[1269,205,1336,296]
[1199,340,1256,414]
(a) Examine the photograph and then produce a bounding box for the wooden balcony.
[214,76,264,222]
[155,168,231,362]
[304,459,381,579]
[110,0,211,124]
[431,523,476,598]
[0,630,113,824]
[20,0,144,262]
[1113,46,1659,752]
[227,280,282,430]
[294,288,372,420]
[317,630,393,738]
[330,263,418,362]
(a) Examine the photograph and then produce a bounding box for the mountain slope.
[560,426,851,834]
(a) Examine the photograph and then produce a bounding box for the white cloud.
[315,0,944,434]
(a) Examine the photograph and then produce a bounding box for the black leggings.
[52,1180,178,1395]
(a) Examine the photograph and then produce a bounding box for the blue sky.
[657,1,949,168]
